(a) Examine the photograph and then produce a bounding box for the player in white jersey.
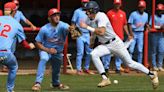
[80,1,159,89]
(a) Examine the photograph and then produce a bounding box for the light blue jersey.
[14,10,26,22]
[35,21,69,53]
[0,16,26,51]
[0,16,26,92]
[149,14,164,26]
[11,10,27,53]
[71,8,89,33]
[128,11,148,31]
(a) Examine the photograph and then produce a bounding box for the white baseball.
[113,80,118,84]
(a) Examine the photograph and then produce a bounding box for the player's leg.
[109,37,159,89]
[32,51,50,91]
[158,36,164,71]
[35,51,50,83]
[5,52,18,92]
[91,45,111,87]
[151,33,158,71]
[128,36,136,57]
[50,54,69,90]
[101,54,111,73]
[115,56,122,74]
[76,37,84,74]
[83,35,93,74]
[137,32,144,64]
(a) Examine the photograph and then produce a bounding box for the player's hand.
[31,25,37,31]
[48,48,57,54]
[80,21,88,29]
[29,43,35,49]
[128,35,133,41]
[69,25,76,32]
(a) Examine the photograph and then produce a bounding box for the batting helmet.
[12,0,19,5]
[81,0,89,3]
[114,0,122,5]
[157,4,164,11]
[84,1,100,14]
[0,10,3,16]
[48,8,60,17]
[4,2,17,11]
[138,0,146,8]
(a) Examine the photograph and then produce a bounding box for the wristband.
[87,26,95,32]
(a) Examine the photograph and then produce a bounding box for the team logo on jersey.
[120,14,123,18]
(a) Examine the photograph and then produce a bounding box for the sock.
[147,71,154,78]
[101,72,108,80]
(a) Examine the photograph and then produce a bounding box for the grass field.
[0,73,164,92]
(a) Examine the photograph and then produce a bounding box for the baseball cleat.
[97,78,111,87]
[158,67,164,72]
[32,83,41,91]
[50,83,70,90]
[153,67,159,71]
[151,71,159,89]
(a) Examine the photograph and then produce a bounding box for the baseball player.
[71,0,93,75]
[11,0,36,53]
[0,9,3,16]
[149,4,164,71]
[80,1,159,89]
[106,0,133,73]
[0,2,34,92]
[128,0,148,65]
[32,8,71,91]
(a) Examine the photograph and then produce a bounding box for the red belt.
[0,50,7,52]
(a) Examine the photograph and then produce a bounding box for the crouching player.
[31,8,75,91]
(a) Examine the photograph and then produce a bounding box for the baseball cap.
[156,4,164,10]
[114,0,122,5]
[138,0,146,8]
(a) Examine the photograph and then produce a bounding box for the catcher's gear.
[69,26,82,39]
[48,8,60,17]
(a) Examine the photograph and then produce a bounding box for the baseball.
[113,80,118,84]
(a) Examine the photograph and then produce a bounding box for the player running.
[0,2,35,92]
[80,1,159,89]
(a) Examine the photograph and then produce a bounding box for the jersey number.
[0,24,11,38]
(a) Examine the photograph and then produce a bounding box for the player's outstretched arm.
[21,40,35,50]
[35,42,57,54]
[80,21,105,35]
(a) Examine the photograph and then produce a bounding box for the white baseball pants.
[91,36,149,74]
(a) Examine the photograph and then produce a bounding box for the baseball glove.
[69,26,82,40]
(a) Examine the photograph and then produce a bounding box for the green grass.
[0,74,164,92]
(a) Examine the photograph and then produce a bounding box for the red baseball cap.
[81,0,89,3]
[138,0,146,8]
[0,10,3,16]
[114,0,122,5]
[4,2,17,11]
[156,4,164,10]
[12,0,19,5]
[48,8,60,17]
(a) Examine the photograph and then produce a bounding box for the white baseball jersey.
[87,12,117,44]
